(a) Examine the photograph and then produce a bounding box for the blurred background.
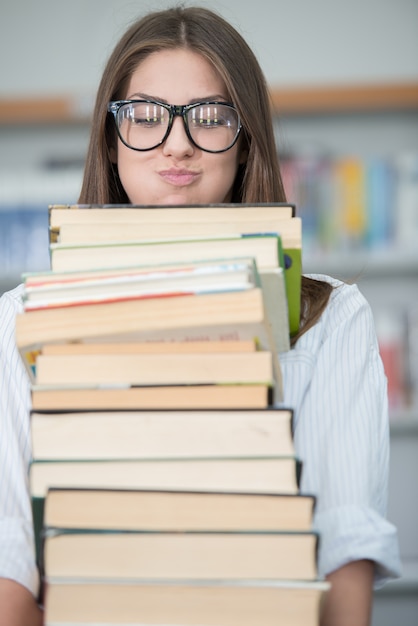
[1,0,417,623]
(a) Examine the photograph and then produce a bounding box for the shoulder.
[302,273,376,347]
[0,283,24,316]
[281,273,381,410]
[307,272,369,312]
[0,284,24,354]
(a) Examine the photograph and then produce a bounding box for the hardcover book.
[43,529,319,581]
[43,579,330,626]
[30,408,295,461]
[43,488,315,533]
[30,383,273,412]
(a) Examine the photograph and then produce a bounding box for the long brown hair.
[79,5,332,341]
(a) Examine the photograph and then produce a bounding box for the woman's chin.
[128,191,229,206]
[128,194,193,206]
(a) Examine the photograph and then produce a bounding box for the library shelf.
[270,81,418,115]
[1,81,417,125]
[375,559,418,596]
[303,249,418,279]
[389,412,418,437]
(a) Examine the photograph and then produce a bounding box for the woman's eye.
[192,117,226,128]
[132,117,164,126]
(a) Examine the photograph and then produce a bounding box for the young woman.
[0,6,400,625]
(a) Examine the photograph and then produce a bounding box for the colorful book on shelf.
[365,157,394,249]
[42,528,318,581]
[334,157,367,247]
[42,579,330,626]
[30,408,295,462]
[48,203,301,336]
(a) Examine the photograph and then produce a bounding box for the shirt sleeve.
[0,286,39,597]
[290,279,402,586]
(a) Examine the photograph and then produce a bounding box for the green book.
[282,246,302,337]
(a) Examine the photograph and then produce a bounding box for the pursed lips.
[159,168,200,186]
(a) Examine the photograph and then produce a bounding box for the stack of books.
[15,202,329,625]
[40,488,328,626]
[47,202,302,338]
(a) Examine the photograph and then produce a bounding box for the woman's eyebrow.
[127,91,162,101]
[127,92,228,104]
[189,95,228,103]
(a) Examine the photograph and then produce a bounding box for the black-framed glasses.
[107,99,242,153]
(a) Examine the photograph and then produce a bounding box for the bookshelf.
[304,249,418,279]
[273,82,418,626]
[0,81,417,125]
[270,81,418,114]
[0,97,92,125]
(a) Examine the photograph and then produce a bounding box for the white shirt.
[0,283,38,595]
[0,277,401,597]
[278,275,401,585]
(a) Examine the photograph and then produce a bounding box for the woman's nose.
[162,116,195,157]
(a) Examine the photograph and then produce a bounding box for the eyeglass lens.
[116,102,240,152]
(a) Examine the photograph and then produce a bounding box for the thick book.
[56,216,301,246]
[48,233,285,273]
[17,288,275,347]
[16,287,283,394]
[30,457,302,499]
[25,264,291,355]
[30,341,274,410]
[38,338,258,355]
[22,258,258,310]
[33,350,274,387]
[33,487,312,578]
[48,203,301,336]
[43,488,315,533]
[48,203,296,239]
[43,579,329,626]
[34,488,314,566]
[15,286,272,351]
[30,408,295,461]
[30,383,273,411]
[47,233,293,335]
[31,458,302,568]
[42,529,318,581]
[21,257,290,364]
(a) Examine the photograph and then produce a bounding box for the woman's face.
[114,48,245,205]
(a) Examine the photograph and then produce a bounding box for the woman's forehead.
[125,49,229,103]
